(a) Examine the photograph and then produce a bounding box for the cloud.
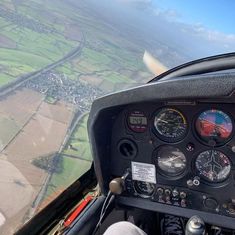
[116,0,180,19]
[145,5,235,51]
[112,0,235,57]
[116,0,152,10]
[151,7,235,52]
[181,23,235,49]
[153,8,181,21]
[118,0,152,3]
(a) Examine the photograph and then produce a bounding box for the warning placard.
[131,162,156,184]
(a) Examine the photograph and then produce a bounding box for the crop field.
[23,0,151,92]
[0,34,16,48]
[63,114,91,161]
[0,88,74,234]
[38,101,74,124]
[0,88,43,125]
[0,159,33,219]
[0,0,154,233]
[0,0,151,92]
[0,116,20,151]
[0,74,14,86]
[44,114,92,201]
[55,35,149,92]
[79,75,103,87]
[46,156,91,197]
[6,115,66,184]
[0,0,78,85]
[5,101,73,184]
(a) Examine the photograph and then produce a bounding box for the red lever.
[64,195,93,227]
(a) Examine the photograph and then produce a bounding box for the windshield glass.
[0,0,234,233]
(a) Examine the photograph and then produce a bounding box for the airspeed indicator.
[154,108,187,142]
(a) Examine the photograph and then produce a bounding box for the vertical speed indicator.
[154,108,187,142]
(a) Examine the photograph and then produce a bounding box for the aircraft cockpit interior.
[85,55,235,235]
[15,54,235,235]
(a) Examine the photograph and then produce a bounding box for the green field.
[62,114,92,161]
[46,155,91,196]
[0,0,151,90]
[45,113,92,197]
[0,0,152,185]
[55,39,148,92]
[0,74,15,86]
[0,0,78,85]
[0,0,152,207]
[46,0,151,92]
[45,95,57,104]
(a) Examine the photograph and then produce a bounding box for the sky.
[86,0,235,67]
[115,0,235,54]
[153,0,235,34]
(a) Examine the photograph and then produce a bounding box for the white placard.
[131,161,156,184]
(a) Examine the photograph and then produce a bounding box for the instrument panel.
[110,102,235,218]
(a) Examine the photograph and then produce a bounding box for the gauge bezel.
[153,107,188,143]
[193,149,232,184]
[153,145,188,179]
[126,110,148,133]
[193,108,234,147]
[117,138,138,159]
[133,180,155,198]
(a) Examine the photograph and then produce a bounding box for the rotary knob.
[204,198,218,210]
[165,189,171,196]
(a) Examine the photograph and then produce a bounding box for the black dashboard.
[111,101,235,219]
[88,72,235,229]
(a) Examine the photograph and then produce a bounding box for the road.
[0,33,86,97]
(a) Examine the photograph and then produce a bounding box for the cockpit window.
[0,0,234,233]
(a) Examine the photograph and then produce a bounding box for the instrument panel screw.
[186,143,194,151]
[187,179,193,187]
[231,146,235,153]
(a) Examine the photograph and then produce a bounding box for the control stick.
[185,216,205,235]
[109,170,130,195]
[109,177,124,195]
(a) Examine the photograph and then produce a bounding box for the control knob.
[185,216,205,235]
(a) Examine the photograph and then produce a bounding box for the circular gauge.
[195,150,231,183]
[127,111,148,133]
[195,109,233,146]
[133,181,155,198]
[156,146,187,176]
[154,108,187,142]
